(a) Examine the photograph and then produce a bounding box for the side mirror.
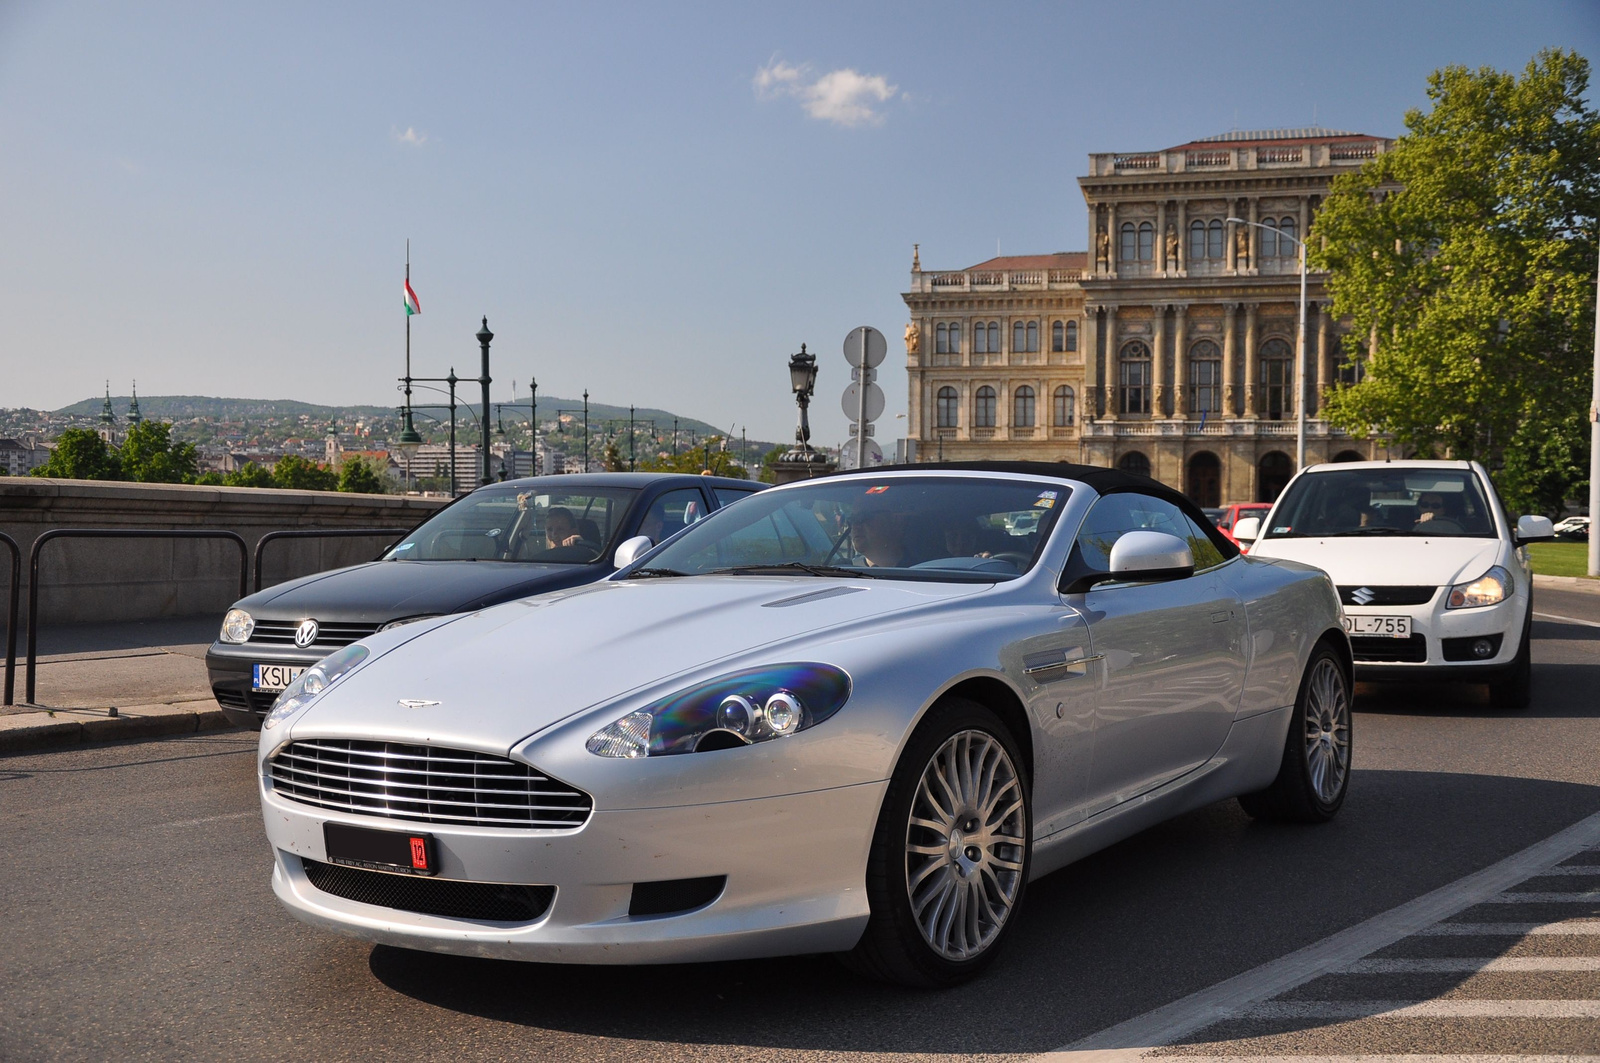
[612,535,653,569]
[1232,516,1262,543]
[1515,514,1555,545]
[1107,531,1195,582]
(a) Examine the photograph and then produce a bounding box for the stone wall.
[0,479,446,625]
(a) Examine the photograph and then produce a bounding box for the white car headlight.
[220,608,254,644]
[262,644,369,730]
[1447,565,1512,609]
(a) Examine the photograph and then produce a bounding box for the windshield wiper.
[712,562,881,579]
[628,567,693,579]
[1319,527,1405,536]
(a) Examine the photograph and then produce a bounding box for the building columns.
[1152,304,1169,416]
[1103,305,1119,420]
[1222,303,1239,416]
[1176,199,1188,276]
[1084,307,1100,421]
[1172,306,1189,418]
[1156,201,1168,276]
[1243,303,1260,418]
[1247,197,1260,276]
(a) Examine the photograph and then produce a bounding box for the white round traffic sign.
[843,326,887,369]
[838,438,884,470]
[842,382,886,422]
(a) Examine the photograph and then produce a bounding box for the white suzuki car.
[1235,460,1554,708]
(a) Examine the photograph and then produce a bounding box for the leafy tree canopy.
[32,428,122,480]
[337,455,387,494]
[120,420,199,484]
[638,437,748,479]
[1311,48,1599,513]
[225,462,275,489]
[272,454,339,491]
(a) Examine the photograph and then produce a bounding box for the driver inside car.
[850,502,910,568]
[545,507,586,549]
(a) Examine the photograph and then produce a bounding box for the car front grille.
[249,619,381,649]
[1351,633,1428,663]
[268,739,593,830]
[1338,586,1437,607]
[212,685,277,718]
[302,858,554,922]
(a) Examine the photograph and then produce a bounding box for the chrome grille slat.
[268,739,592,830]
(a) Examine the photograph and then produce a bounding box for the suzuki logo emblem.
[1351,587,1376,606]
[293,619,320,647]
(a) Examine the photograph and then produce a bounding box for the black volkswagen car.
[208,472,762,726]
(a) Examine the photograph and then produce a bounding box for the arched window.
[1260,222,1278,259]
[1118,451,1151,478]
[1138,221,1154,262]
[1013,386,1036,427]
[1189,339,1222,414]
[1053,385,1076,426]
[1120,222,1137,263]
[1278,215,1297,255]
[1259,338,1292,420]
[1026,321,1038,352]
[935,323,949,355]
[1257,451,1294,503]
[936,386,959,428]
[974,386,997,427]
[1119,340,1151,415]
[1189,219,1207,261]
[1207,219,1224,259]
[1185,451,1222,508]
[1052,320,1065,352]
[1013,320,1026,352]
[1065,320,1078,351]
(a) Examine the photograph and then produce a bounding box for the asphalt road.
[2,597,1597,1062]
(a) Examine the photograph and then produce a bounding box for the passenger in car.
[546,508,583,549]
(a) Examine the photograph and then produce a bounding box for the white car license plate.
[1342,615,1412,638]
[253,663,306,692]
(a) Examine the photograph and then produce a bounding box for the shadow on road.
[366,769,1600,1056]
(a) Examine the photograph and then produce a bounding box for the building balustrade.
[1090,138,1387,177]
[1078,418,1345,440]
[912,268,1084,293]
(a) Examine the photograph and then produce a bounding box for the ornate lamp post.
[476,317,494,487]
[783,344,823,463]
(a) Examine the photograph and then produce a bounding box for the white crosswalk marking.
[1416,919,1600,935]
[1342,956,1600,972]
[1248,1000,1600,1019]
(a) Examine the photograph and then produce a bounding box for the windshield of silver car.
[1262,469,1496,539]
[383,487,640,563]
[632,477,1070,581]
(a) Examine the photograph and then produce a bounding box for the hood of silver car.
[287,575,987,752]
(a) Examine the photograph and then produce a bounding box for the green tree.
[120,420,200,484]
[757,445,787,484]
[225,462,275,488]
[639,438,749,479]
[193,471,225,486]
[601,439,626,472]
[338,455,387,494]
[272,454,339,491]
[1311,49,1599,514]
[31,428,122,480]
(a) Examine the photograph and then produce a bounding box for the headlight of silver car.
[1447,565,1513,609]
[262,644,369,730]
[586,663,851,758]
[219,608,254,644]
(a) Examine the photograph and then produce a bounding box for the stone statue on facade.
[1165,224,1179,269]
[1235,227,1249,267]
[904,321,921,355]
[1095,228,1110,268]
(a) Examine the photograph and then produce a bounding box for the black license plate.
[323,823,437,876]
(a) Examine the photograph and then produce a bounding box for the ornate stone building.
[903,128,1393,504]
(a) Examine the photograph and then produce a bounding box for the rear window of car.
[1263,469,1496,539]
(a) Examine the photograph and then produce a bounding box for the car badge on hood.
[1350,587,1376,605]
[398,699,442,709]
[294,619,319,647]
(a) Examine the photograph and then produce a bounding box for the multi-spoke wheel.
[1239,640,1352,823]
[847,697,1031,987]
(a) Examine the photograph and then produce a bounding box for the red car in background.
[1213,502,1274,552]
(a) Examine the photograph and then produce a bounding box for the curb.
[1534,573,1600,593]
[0,701,244,755]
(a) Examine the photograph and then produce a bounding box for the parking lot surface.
[1,600,1596,1061]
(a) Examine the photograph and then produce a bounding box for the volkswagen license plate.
[1342,615,1411,638]
[253,663,306,692]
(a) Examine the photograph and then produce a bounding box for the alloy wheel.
[1303,657,1351,804]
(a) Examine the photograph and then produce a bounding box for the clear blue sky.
[2,0,1595,446]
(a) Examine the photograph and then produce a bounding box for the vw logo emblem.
[1351,587,1376,606]
[294,619,320,648]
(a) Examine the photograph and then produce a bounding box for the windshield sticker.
[1036,490,1058,500]
[1033,497,1056,509]
[865,485,890,494]
[1274,526,1291,534]
[393,542,415,552]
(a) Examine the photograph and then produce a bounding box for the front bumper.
[263,778,885,964]
[1346,590,1527,680]
[208,642,328,728]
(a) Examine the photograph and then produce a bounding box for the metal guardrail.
[26,529,250,706]
[1,533,19,705]
[252,528,411,593]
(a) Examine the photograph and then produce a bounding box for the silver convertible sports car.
[258,462,1351,987]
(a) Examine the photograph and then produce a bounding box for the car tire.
[1238,640,1352,824]
[1488,603,1533,711]
[844,696,1032,988]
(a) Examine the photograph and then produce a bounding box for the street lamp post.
[786,343,819,459]
[476,318,494,487]
[410,374,462,495]
[1228,217,1308,472]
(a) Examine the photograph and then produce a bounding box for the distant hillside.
[49,394,754,444]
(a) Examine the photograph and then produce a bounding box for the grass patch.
[1527,541,1596,579]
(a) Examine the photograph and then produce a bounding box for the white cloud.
[753,58,898,128]
[393,126,428,147]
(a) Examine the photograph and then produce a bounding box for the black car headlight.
[586,663,851,758]
[262,644,369,730]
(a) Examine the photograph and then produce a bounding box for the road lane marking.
[1482,891,1600,902]
[1533,611,1600,629]
[1529,867,1600,876]
[1342,956,1600,972]
[1249,999,1600,1019]
[1152,1057,1600,1062]
[1031,808,1600,1063]
[1416,920,1600,935]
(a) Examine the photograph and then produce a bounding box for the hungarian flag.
[403,279,421,316]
